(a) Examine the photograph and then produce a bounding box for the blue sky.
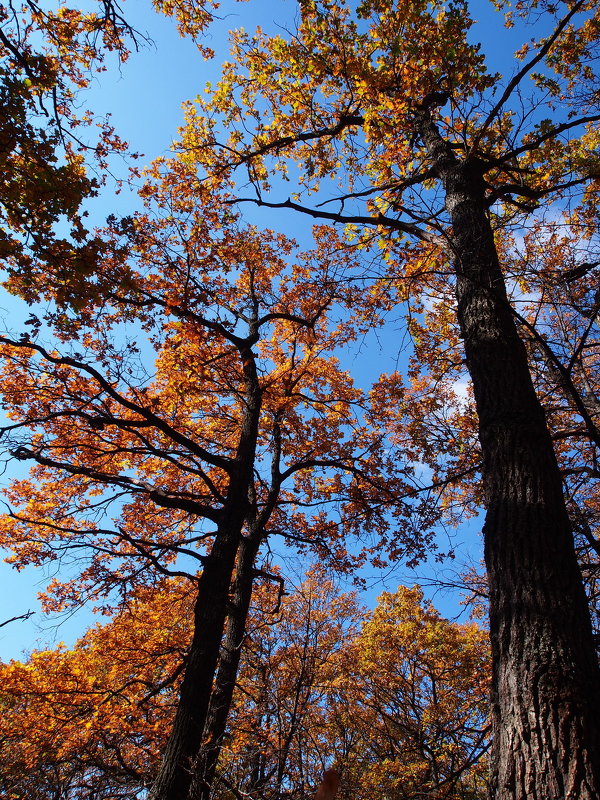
[0,0,539,659]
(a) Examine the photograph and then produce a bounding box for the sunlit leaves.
[220,578,489,800]
[0,576,488,800]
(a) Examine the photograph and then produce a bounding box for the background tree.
[0,576,489,800]
[215,573,362,800]
[0,579,186,799]
[338,586,489,800]
[219,581,489,800]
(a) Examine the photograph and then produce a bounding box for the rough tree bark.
[417,106,600,798]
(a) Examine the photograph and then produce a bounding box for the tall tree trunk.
[447,160,600,798]
[190,534,262,800]
[415,106,600,798]
[148,528,241,800]
[150,336,262,800]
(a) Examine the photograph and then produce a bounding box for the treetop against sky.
[1,2,600,799]
[0,0,594,653]
[0,0,503,659]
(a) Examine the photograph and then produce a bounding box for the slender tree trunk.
[148,527,241,800]
[445,159,600,798]
[190,534,262,800]
[414,105,600,798]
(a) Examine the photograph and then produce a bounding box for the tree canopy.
[1,1,600,799]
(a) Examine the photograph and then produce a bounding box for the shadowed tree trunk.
[416,106,600,798]
[148,524,241,800]
[190,533,262,800]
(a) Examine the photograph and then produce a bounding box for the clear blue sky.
[0,0,531,659]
